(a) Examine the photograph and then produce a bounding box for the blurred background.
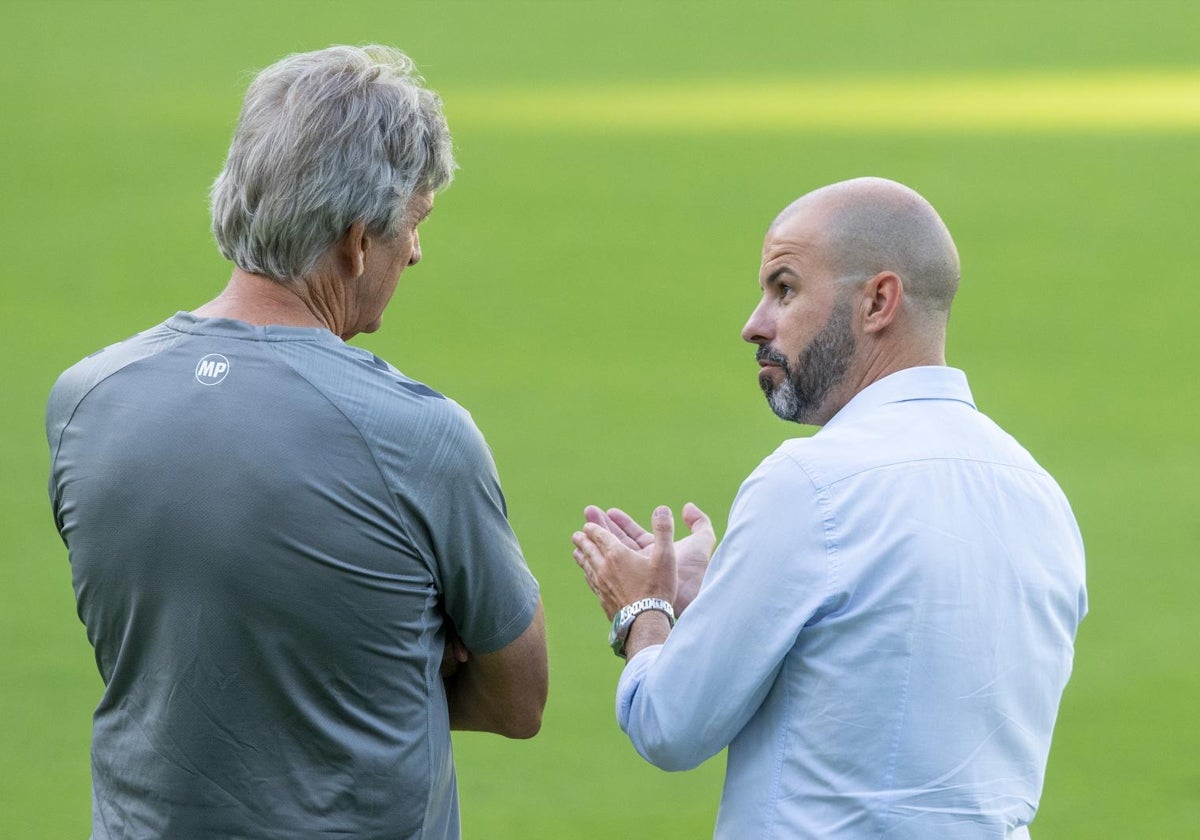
[2,1,1197,836]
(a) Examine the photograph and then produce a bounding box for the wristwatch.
[609,597,675,659]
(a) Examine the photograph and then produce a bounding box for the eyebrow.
[761,265,798,288]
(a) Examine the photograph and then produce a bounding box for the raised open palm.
[583,502,716,615]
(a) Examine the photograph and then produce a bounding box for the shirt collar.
[822,366,976,432]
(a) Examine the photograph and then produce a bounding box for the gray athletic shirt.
[46,312,540,839]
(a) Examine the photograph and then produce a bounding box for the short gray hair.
[211,45,456,281]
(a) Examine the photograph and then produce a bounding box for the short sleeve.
[404,405,539,654]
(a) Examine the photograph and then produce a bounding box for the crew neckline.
[166,311,343,343]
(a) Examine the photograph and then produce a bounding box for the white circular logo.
[194,354,231,385]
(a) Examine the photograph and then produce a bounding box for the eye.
[778,282,794,301]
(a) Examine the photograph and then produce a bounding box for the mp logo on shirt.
[194,354,231,385]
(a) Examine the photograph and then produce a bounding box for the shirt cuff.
[615,643,664,733]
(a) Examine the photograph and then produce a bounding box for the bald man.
[572,178,1087,838]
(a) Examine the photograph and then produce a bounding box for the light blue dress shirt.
[617,367,1086,839]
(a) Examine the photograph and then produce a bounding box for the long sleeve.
[616,451,834,771]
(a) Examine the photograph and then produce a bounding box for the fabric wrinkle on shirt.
[617,366,1086,839]
[46,312,540,840]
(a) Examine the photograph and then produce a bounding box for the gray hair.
[210,45,456,281]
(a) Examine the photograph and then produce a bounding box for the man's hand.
[578,502,715,616]
[440,622,470,679]
[573,506,678,621]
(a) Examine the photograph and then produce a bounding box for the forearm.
[616,642,718,772]
[444,665,539,738]
[444,602,548,739]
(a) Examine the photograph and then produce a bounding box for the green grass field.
[2,1,1198,836]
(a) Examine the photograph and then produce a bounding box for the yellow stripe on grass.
[446,70,1200,134]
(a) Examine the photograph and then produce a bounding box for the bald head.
[772,177,960,319]
[745,178,959,424]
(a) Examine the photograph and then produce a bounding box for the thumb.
[683,502,715,539]
[652,505,675,558]
[681,502,711,531]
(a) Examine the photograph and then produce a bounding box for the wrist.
[624,609,672,660]
[609,597,675,659]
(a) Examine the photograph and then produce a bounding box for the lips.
[756,346,788,369]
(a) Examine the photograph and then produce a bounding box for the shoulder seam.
[758,451,842,617]
[265,343,440,573]
[778,448,1049,491]
[48,328,183,492]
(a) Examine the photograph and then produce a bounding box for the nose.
[741,298,772,345]
[408,230,422,266]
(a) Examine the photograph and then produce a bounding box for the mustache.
[756,345,790,368]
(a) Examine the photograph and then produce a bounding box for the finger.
[575,530,612,572]
[651,505,675,558]
[571,531,586,555]
[681,502,706,527]
[608,507,654,549]
[583,505,607,527]
[582,521,621,554]
[682,502,716,543]
[572,544,605,598]
[585,505,640,550]
[572,533,602,569]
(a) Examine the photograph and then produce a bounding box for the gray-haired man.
[47,46,547,839]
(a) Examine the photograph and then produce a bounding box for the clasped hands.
[572,503,716,623]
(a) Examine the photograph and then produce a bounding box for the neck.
[817,339,946,426]
[193,269,331,332]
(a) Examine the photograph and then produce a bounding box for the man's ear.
[861,271,903,335]
[337,220,370,279]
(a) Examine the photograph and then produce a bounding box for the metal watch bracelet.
[609,597,676,658]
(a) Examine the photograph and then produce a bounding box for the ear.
[336,220,370,279]
[861,271,903,335]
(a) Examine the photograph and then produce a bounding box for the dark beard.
[756,297,855,424]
